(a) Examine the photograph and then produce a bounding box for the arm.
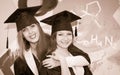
[43,51,105,68]
[43,54,71,75]
[66,50,105,67]
[43,44,91,68]
[66,56,89,67]
[88,50,105,63]
[59,57,71,75]
[43,55,89,68]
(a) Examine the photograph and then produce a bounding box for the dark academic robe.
[40,66,75,75]
[68,44,93,75]
[14,55,42,75]
[43,44,93,75]
[14,44,92,75]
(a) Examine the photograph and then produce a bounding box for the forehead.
[57,30,72,33]
[23,23,38,28]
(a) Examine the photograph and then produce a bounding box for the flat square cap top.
[41,10,81,34]
[4,6,41,31]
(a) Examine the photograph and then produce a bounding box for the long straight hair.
[17,23,50,60]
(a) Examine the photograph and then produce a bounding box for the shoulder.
[14,57,26,69]
[68,44,91,63]
[14,57,28,75]
[68,44,86,55]
[14,57,24,64]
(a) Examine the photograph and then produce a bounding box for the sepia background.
[0,0,120,75]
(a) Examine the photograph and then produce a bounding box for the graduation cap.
[41,10,81,36]
[4,6,41,48]
[4,5,41,32]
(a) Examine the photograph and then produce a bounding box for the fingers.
[43,62,51,67]
[42,58,55,69]
[44,63,55,69]
[46,55,58,60]
[47,65,54,69]
[42,53,62,69]
[46,55,54,58]
[42,58,51,65]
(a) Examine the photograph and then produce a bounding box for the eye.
[57,33,63,36]
[22,28,27,32]
[30,24,35,27]
[67,33,72,35]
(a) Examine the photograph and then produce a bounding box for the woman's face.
[22,24,40,43]
[56,30,73,49]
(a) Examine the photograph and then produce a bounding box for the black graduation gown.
[14,55,42,75]
[40,66,75,75]
[68,44,93,75]
[42,44,92,75]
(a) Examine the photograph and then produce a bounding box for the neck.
[55,46,69,56]
[57,46,68,51]
[30,43,37,57]
[30,43,37,50]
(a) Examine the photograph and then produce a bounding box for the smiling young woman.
[41,10,92,75]
[4,6,50,75]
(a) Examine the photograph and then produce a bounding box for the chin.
[30,39,39,43]
[61,45,69,49]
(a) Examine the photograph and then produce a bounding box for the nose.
[28,28,33,34]
[63,35,68,41]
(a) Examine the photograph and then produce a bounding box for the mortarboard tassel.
[6,37,9,48]
[6,23,9,48]
[75,26,77,37]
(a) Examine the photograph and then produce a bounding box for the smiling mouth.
[30,34,36,39]
[61,41,70,45]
